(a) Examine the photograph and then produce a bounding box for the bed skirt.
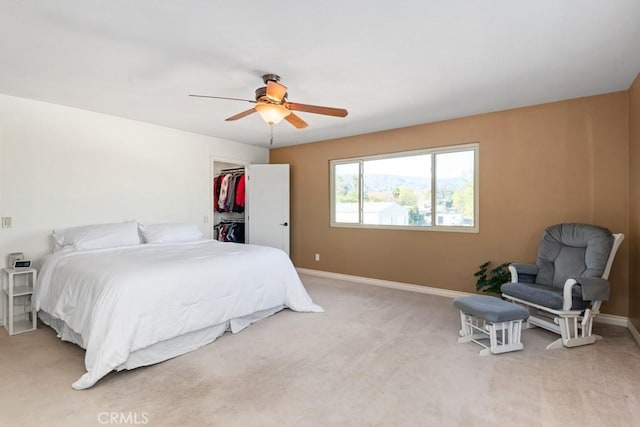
[39,305,285,386]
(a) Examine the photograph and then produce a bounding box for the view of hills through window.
[333,149,475,227]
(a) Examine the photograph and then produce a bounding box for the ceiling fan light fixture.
[265,80,288,103]
[255,102,291,125]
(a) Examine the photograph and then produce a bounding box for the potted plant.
[474,261,511,295]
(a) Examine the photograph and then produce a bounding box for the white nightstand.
[1,268,37,335]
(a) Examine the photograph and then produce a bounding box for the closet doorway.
[211,158,290,256]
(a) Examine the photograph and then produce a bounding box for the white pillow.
[52,220,141,251]
[139,223,204,244]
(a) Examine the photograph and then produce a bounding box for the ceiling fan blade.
[286,102,348,117]
[189,94,256,103]
[225,108,257,121]
[266,80,288,103]
[284,112,308,129]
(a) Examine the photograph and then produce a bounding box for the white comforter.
[35,240,323,389]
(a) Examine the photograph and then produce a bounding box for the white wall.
[0,93,268,267]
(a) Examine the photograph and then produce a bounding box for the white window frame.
[330,143,479,233]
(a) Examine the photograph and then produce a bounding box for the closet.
[211,160,290,255]
[213,166,246,243]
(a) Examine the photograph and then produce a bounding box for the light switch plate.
[2,217,12,228]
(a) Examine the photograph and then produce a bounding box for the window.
[330,143,478,232]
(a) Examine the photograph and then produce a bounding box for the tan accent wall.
[629,74,640,329]
[271,92,629,316]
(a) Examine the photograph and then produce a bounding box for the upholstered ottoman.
[453,295,529,356]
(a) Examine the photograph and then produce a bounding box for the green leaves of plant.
[474,261,511,294]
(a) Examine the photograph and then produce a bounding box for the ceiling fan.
[189,74,348,130]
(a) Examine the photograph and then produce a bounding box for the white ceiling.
[1,1,639,148]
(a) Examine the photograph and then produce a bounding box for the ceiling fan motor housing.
[262,73,281,84]
[255,86,267,101]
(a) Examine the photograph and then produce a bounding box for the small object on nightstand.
[1,267,37,335]
[7,252,24,267]
[12,259,32,270]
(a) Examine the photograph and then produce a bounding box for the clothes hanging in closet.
[213,171,245,213]
[213,221,245,243]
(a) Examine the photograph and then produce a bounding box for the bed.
[34,221,323,390]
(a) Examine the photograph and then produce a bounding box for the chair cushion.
[501,282,591,311]
[454,295,529,323]
[536,223,613,289]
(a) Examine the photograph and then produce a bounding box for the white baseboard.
[297,268,632,328]
[629,320,640,347]
[297,268,473,299]
[596,313,629,327]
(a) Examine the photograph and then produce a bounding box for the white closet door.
[246,164,290,255]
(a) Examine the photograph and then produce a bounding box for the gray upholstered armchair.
[501,223,624,349]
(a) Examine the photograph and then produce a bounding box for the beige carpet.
[1,273,639,427]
